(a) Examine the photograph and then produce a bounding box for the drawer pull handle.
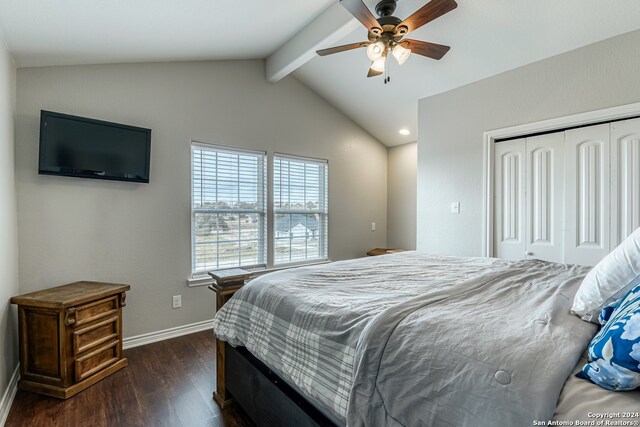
[65,308,78,326]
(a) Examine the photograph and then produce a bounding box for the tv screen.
[39,110,151,183]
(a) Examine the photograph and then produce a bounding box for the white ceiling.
[0,0,334,66]
[1,0,639,147]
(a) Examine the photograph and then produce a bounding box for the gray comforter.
[213,252,598,426]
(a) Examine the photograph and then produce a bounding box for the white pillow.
[571,227,640,323]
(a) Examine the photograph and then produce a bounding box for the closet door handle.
[525,251,534,257]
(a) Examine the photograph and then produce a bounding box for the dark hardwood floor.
[6,331,255,427]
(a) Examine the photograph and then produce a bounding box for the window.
[274,154,328,264]
[191,143,266,274]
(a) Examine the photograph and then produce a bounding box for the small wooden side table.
[367,248,407,256]
[208,268,253,409]
[11,281,130,399]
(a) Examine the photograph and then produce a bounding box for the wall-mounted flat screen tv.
[39,110,151,183]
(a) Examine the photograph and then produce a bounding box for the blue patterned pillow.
[598,301,617,326]
[577,281,640,391]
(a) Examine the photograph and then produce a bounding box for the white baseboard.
[0,365,19,427]
[123,319,214,350]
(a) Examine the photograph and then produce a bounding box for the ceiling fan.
[317,0,457,79]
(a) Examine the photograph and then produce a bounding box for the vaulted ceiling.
[1,0,639,146]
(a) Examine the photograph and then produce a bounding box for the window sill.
[186,259,332,288]
[187,276,217,287]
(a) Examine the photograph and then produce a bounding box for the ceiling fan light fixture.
[316,0,457,81]
[366,41,386,61]
[392,44,411,65]
[370,56,386,73]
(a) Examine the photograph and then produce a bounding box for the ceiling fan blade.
[340,0,382,34]
[402,39,450,60]
[395,0,457,36]
[367,67,383,78]
[317,42,369,57]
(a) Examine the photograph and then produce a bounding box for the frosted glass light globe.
[367,42,385,61]
[392,44,411,65]
[370,57,386,73]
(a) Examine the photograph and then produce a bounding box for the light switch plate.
[172,295,182,309]
[451,202,461,214]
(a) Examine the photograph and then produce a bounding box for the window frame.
[271,153,329,266]
[190,141,267,276]
[189,143,329,281]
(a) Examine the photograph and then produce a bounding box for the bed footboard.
[225,344,338,427]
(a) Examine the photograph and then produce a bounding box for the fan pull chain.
[384,52,391,84]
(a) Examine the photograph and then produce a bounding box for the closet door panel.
[525,132,564,262]
[565,124,610,266]
[494,139,526,260]
[611,118,640,247]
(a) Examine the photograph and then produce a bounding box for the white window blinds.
[191,143,266,274]
[274,154,328,264]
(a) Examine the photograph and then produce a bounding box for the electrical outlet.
[371,222,376,231]
[451,202,461,214]
[172,295,182,309]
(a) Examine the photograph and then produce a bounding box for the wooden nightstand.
[208,268,254,409]
[367,248,407,256]
[11,281,130,399]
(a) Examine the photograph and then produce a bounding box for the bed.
[212,252,640,426]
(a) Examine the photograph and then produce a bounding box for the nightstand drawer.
[72,316,119,355]
[75,296,119,327]
[75,340,119,382]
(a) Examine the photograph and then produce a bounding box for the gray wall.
[15,60,388,337]
[0,36,18,399]
[417,29,640,256]
[387,142,416,250]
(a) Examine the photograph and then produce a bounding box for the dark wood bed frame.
[224,343,338,427]
[209,270,339,427]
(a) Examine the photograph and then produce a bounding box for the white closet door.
[565,124,611,266]
[525,132,565,262]
[494,139,526,260]
[611,117,640,247]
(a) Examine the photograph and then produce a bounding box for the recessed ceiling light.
[399,129,411,136]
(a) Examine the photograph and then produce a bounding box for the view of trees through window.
[191,145,328,274]
[274,156,328,264]
[192,146,266,273]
